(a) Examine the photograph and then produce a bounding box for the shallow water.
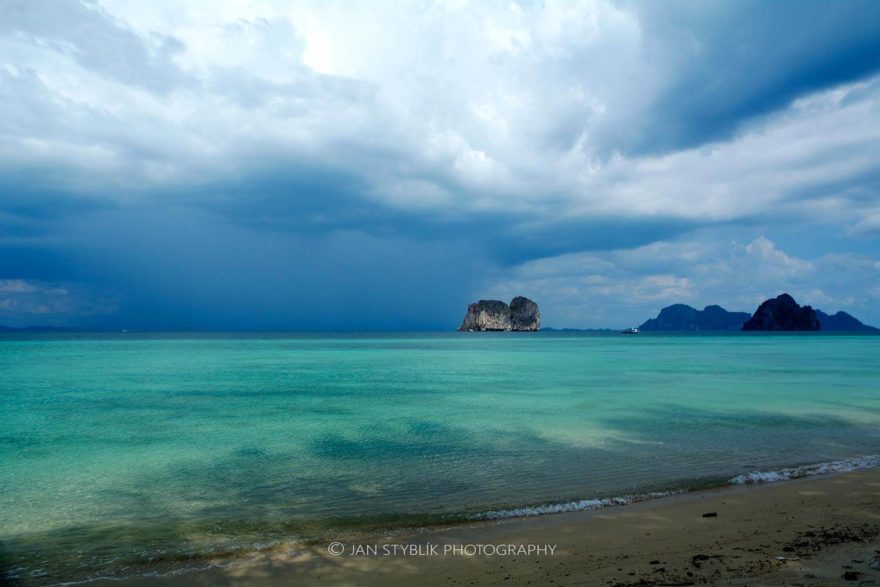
[1,332,879,583]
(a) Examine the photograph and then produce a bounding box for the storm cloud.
[0,0,878,328]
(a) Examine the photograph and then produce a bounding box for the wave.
[473,491,680,520]
[729,454,880,485]
[473,455,880,521]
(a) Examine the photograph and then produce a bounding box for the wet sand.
[100,468,880,586]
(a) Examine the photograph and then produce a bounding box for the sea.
[1,331,879,584]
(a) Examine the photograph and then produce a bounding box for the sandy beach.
[98,468,880,587]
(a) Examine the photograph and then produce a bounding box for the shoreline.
[89,466,880,587]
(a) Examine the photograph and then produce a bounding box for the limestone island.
[742,293,820,331]
[458,296,541,331]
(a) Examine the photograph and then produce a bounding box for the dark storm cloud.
[53,205,484,330]
[617,0,880,155]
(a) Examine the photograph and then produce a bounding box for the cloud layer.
[0,0,878,328]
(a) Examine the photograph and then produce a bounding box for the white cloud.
[0,279,40,294]
[485,237,880,328]
[850,209,880,235]
[2,0,876,232]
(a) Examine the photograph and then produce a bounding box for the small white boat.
[622,327,639,334]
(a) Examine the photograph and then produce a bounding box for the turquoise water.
[1,332,879,584]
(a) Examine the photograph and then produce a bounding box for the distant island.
[640,293,877,332]
[640,304,751,332]
[814,309,877,331]
[458,296,541,331]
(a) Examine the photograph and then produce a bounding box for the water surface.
[1,332,878,583]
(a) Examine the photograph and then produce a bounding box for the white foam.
[730,455,880,485]
[474,491,677,520]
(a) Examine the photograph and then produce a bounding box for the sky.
[1,0,879,330]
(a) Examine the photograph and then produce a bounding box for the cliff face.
[510,296,541,331]
[458,297,540,331]
[742,293,820,331]
[639,304,750,331]
[458,300,512,331]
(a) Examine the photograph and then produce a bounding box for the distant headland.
[458,296,541,332]
[639,293,877,332]
[640,304,751,332]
